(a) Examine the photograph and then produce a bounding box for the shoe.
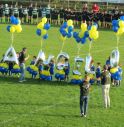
[80,113,84,117]
[19,80,23,83]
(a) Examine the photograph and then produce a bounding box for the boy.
[96,62,101,85]
[49,59,55,80]
[30,56,36,65]
[80,75,90,117]
[64,58,70,81]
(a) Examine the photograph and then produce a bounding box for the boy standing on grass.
[80,75,90,117]
[101,65,111,108]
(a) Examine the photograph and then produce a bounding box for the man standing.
[80,75,90,117]
[101,65,111,108]
[19,48,29,83]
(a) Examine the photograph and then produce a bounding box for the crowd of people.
[0,3,124,28]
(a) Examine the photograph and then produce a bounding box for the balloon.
[61,30,67,37]
[37,22,44,29]
[112,26,119,32]
[93,23,98,28]
[93,31,99,40]
[112,20,118,26]
[42,17,47,23]
[43,34,48,39]
[44,23,50,30]
[120,16,124,21]
[91,25,97,31]
[42,29,47,36]
[10,16,16,24]
[119,20,124,27]
[84,31,89,38]
[14,19,19,25]
[73,32,78,38]
[10,26,15,33]
[81,37,86,44]
[79,31,84,38]
[67,19,73,26]
[60,35,66,41]
[67,32,73,38]
[81,23,87,30]
[68,26,73,33]
[62,22,68,28]
[110,67,118,73]
[16,25,22,33]
[36,29,41,36]
[88,26,91,30]
[60,28,65,34]
[116,28,124,36]
[6,25,11,32]
[76,37,81,43]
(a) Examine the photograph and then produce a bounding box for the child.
[49,59,55,80]
[8,62,14,76]
[96,62,101,85]
[90,60,95,85]
[30,56,36,65]
[36,59,43,79]
[64,58,70,81]
[80,75,90,117]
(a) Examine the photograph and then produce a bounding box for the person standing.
[19,48,29,83]
[80,75,90,117]
[0,4,4,23]
[101,65,111,108]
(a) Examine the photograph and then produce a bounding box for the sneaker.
[19,80,23,83]
[80,113,84,117]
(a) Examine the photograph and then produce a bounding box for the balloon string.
[116,35,119,49]
[60,41,65,53]
[89,41,92,55]
[41,38,43,50]
[11,33,14,46]
[77,44,81,56]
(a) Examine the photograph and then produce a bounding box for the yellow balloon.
[60,35,66,41]
[110,67,118,73]
[42,17,47,24]
[79,31,84,38]
[93,31,99,40]
[67,19,73,26]
[89,30,93,39]
[81,23,87,30]
[37,22,44,29]
[116,28,124,36]
[42,29,47,36]
[91,25,97,31]
[10,26,15,33]
[119,20,124,27]
[16,25,22,33]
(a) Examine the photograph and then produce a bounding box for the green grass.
[0,24,124,127]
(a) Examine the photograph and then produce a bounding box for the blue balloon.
[120,16,124,21]
[84,31,89,38]
[88,26,91,30]
[44,23,50,30]
[112,20,118,27]
[93,23,98,28]
[60,27,65,34]
[14,19,19,25]
[43,34,48,39]
[112,26,119,32]
[73,32,78,38]
[68,26,73,33]
[61,30,67,37]
[6,25,11,32]
[36,29,41,36]
[62,22,68,28]
[81,37,86,44]
[10,16,16,24]
[76,36,81,43]
[67,32,73,38]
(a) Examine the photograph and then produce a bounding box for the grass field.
[0,24,124,127]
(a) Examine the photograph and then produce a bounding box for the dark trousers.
[80,95,88,115]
